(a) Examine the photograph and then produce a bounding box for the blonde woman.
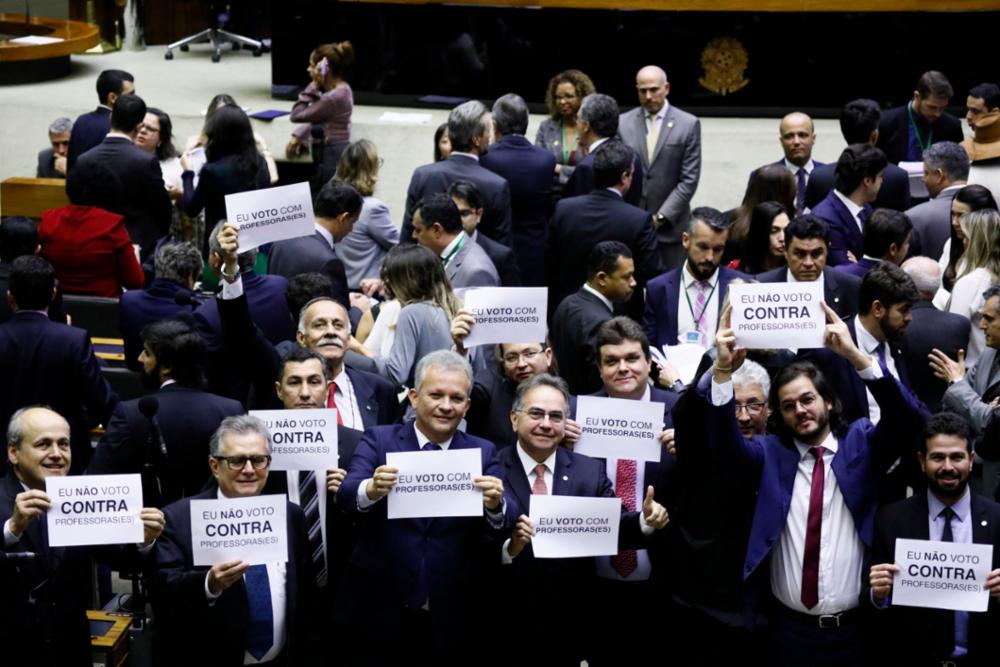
[947,208,1000,366]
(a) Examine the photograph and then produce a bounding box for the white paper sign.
[225,182,315,251]
[729,281,825,350]
[386,448,482,519]
[190,495,288,566]
[574,396,664,463]
[45,474,144,547]
[251,409,338,471]
[892,538,992,612]
[462,287,547,348]
[530,495,621,558]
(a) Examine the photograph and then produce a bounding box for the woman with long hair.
[433,122,452,162]
[733,201,790,275]
[135,107,191,241]
[725,164,796,263]
[184,93,278,184]
[947,208,1000,365]
[940,184,999,291]
[535,69,596,188]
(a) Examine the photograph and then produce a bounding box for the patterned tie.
[244,565,274,660]
[694,280,710,344]
[610,459,638,577]
[531,464,548,495]
[795,167,807,214]
[299,471,327,587]
[326,381,345,425]
[801,446,825,609]
[646,113,660,161]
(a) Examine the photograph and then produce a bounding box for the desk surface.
[0,13,99,62]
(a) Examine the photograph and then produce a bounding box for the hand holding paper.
[641,486,669,530]
[450,308,475,354]
[327,468,347,495]
[141,507,166,546]
[821,302,871,371]
[475,475,504,511]
[987,569,1000,599]
[507,515,535,558]
[10,489,51,536]
[366,465,398,501]
[208,559,250,595]
[659,428,676,457]
[218,223,240,277]
[563,419,582,448]
[868,562,900,605]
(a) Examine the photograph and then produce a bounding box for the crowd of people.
[5,59,1000,666]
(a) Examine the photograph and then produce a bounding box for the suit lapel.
[972,495,991,544]
[665,269,681,344]
[504,449,532,514]
[551,447,574,496]
[823,268,845,313]
[649,108,674,166]
[346,369,377,429]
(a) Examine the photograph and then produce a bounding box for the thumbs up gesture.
[641,485,669,530]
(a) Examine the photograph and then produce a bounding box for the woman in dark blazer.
[534,69,596,192]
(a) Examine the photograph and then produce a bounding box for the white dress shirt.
[582,283,614,313]
[314,222,334,249]
[677,264,721,347]
[833,190,866,234]
[784,157,816,182]
[501,443,558,564]
[853,315,900,425]
[330,368,363,430]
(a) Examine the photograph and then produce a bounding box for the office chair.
[164,3,262,63]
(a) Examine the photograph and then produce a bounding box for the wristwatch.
[654,213,667,227]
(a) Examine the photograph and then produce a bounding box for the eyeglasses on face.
[518,408,565,424]
[503,349,543,364]
[213,455,271,471]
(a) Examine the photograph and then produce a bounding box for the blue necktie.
[795,168,807,214]
[244,565,274,660]
[876,345,892,379]
[409,441,442,609]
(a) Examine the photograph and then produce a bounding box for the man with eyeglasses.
[151,415,317,665]
[494,373,669,666]
[448,180,521,286]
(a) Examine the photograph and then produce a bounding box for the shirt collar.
[515,442,558,478]
[928,485,971,522]
[582,283,614,312]
[784,157,815,175]
[450,151,479,162]
[160,379,177,389]
[440,231,466,261]
[647,102,669,120]
[853,314,884,356]
[682,263,719,288]
[787,268,825,289]
[605,187,624,198]
[314,223,334,249]
[413,421,454,451]
[833,189,865,220]
[589,137,610,153]
[794,429,838,458]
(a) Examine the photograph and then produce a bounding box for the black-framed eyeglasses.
[734,401,766,416]
[518,408,566,424]
[213,455,271,471]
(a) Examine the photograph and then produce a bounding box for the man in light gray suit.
[619,65,702,270]
[905,141,969,260]
[411,193,499,289]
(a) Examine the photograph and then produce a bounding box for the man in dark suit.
[0,217,66,325]
[401,100,512,246]
[876,71,966,164]
[336,350,514,665]
[551,242,636,395]
[644,207,749,349]
[480,93,556,285]
[757,215,862,320]
[74,93,171,260]
[906,141,970,260]
[745,112,825,214]
[0,256,118,473]
[546,140,663,317]
[120,241,205,371]
[448,181,520,286]
[88,319,245,505]
[66,68,134,171]
[834,208,912,280]
[36,117,72,179]
[150,415,316,666]
[567,93,643,207]
[411,192,499,288]
[867,412,1000,666]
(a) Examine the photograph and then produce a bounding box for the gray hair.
[492,93,529,136]
[48,117,73,135]
[209,414,271,456]
[578,94,619,139]
[413,350,472,391]
[447,100,488,153]
[155,242,203,284]
[208,220,257,273]
[6,405,65,448]
[924,141,971,182]
[901,256,942,297]
[512,373,570,413]
[296,296,346,335]
[732,360,770,397]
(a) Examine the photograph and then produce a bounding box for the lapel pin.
[982,520,988,527]
[667,121,674,129]
[562,475,569,481]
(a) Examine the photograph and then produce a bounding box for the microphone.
[138,396,168,459]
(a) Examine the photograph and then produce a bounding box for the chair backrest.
[1,177,69,219]
[64,294,120,339]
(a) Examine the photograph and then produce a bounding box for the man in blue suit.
[834,208,912,280]
[66,69,134,172]
[876,71,966,164]
[480,94,556,286]
[698,302,924,666]
[337,350,513,665]
[745,112,825,214]
[567,93,644,207]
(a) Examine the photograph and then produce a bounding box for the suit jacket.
[566,140,644,207]
[619,105,702,243]
[473,230,521,286]
[867,492,1000,665]
[267,231,349,299]
[36,147,64,179]
[550,288,613,396]
[0,262,67,325]
[902,300,970,412]
[401,154,512,246]
[744,157,827,204]
[876,104,966,164]
[74,136,172,257]
[181,154,271,256]
[467,366,519,450]
[834,256,880,280]
[545,189,664,315]
[150,489,315,667]
[906,186,961,260]
[642,265,750,348]
[66,106,110,172]
[810,190,872,266]
[805,162,912,213]
[756,265,861,320]
[445,233,500,288]
[195,271,293,351]
[0,311,118,472]
[943,347,1000,458]
[88,384,245,505]
[479,134,556,286]
[119,278,205,371]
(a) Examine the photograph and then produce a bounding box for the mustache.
[317,336,344,348]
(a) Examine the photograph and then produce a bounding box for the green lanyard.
[906,101,934,153]
[560,123,572,164]
[683,278,718,325]
[441,232,467,267]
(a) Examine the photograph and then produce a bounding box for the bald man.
[619,64,702,269]
[745,111,826,214]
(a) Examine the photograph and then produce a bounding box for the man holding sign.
[867,413,1000,665]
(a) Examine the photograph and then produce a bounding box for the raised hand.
[641,485,669,530]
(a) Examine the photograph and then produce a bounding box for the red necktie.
[531,464,548,495]
[327,381,345,425]
[611,459,638,577]
[801,446,825,609]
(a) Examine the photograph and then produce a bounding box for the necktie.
[646,113,660,161]
[531,464,548,495]
[244,565,274,660]
[694,280,710,344]
[410,442,441,610]
[422,442,441,452]
[941,507,955,543]
[940,507,958,657]
[875,345,893,379]
[801,446,825,609]
[326,381,345,425]
[610,459,638,578]
[299,471,327,587]
[795,168,807,214]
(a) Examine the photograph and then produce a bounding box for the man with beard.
[643,207,748,350]
[88,319,244,505]
[866,412,1000,666]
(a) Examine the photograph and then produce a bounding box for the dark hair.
[154,242,203,284]
[110,94,147,134]
[983,284,1000,306]
[595,316,650,360]
[285,272,335,325]
[922,412,971,453]
[916,71,954,100]
[9,255,55,310]
[448,181,482,210]
[203,94,237,131]
[743,201,789,275]
[146,107,179,161]
[380,244,459,317]
[834,144,888,194]
[969,83,1000,110]
[492,93,529,136]
[513,373,570,412]
[784,214,829,247]
[140,319,206,387]
[944,184,999,290]
[858,263,919,314]
[544,69,596,120]
[593,140,635,189]
[315,180,363,219]
[96,69,133,105]
[0,217,38,264]
[414,193,462,234]
[309,41,355,79]
[923,141,970,182]
[839,99,881,144]
[433,123,449,162]
[768,362,846,440]
[335,139,379,197]
[585,241,632,281]
[280,345,329,381]
[863,209,913,259]
[743,164,796,217]
[66,161,123,210]
[691,206,731,234]
[204,104,261,184]
[578,93,619,139]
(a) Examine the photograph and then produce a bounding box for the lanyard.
[683,278,718,325]
[906,102,934,153]
[560,123,573,164]
[441,232,467,266]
